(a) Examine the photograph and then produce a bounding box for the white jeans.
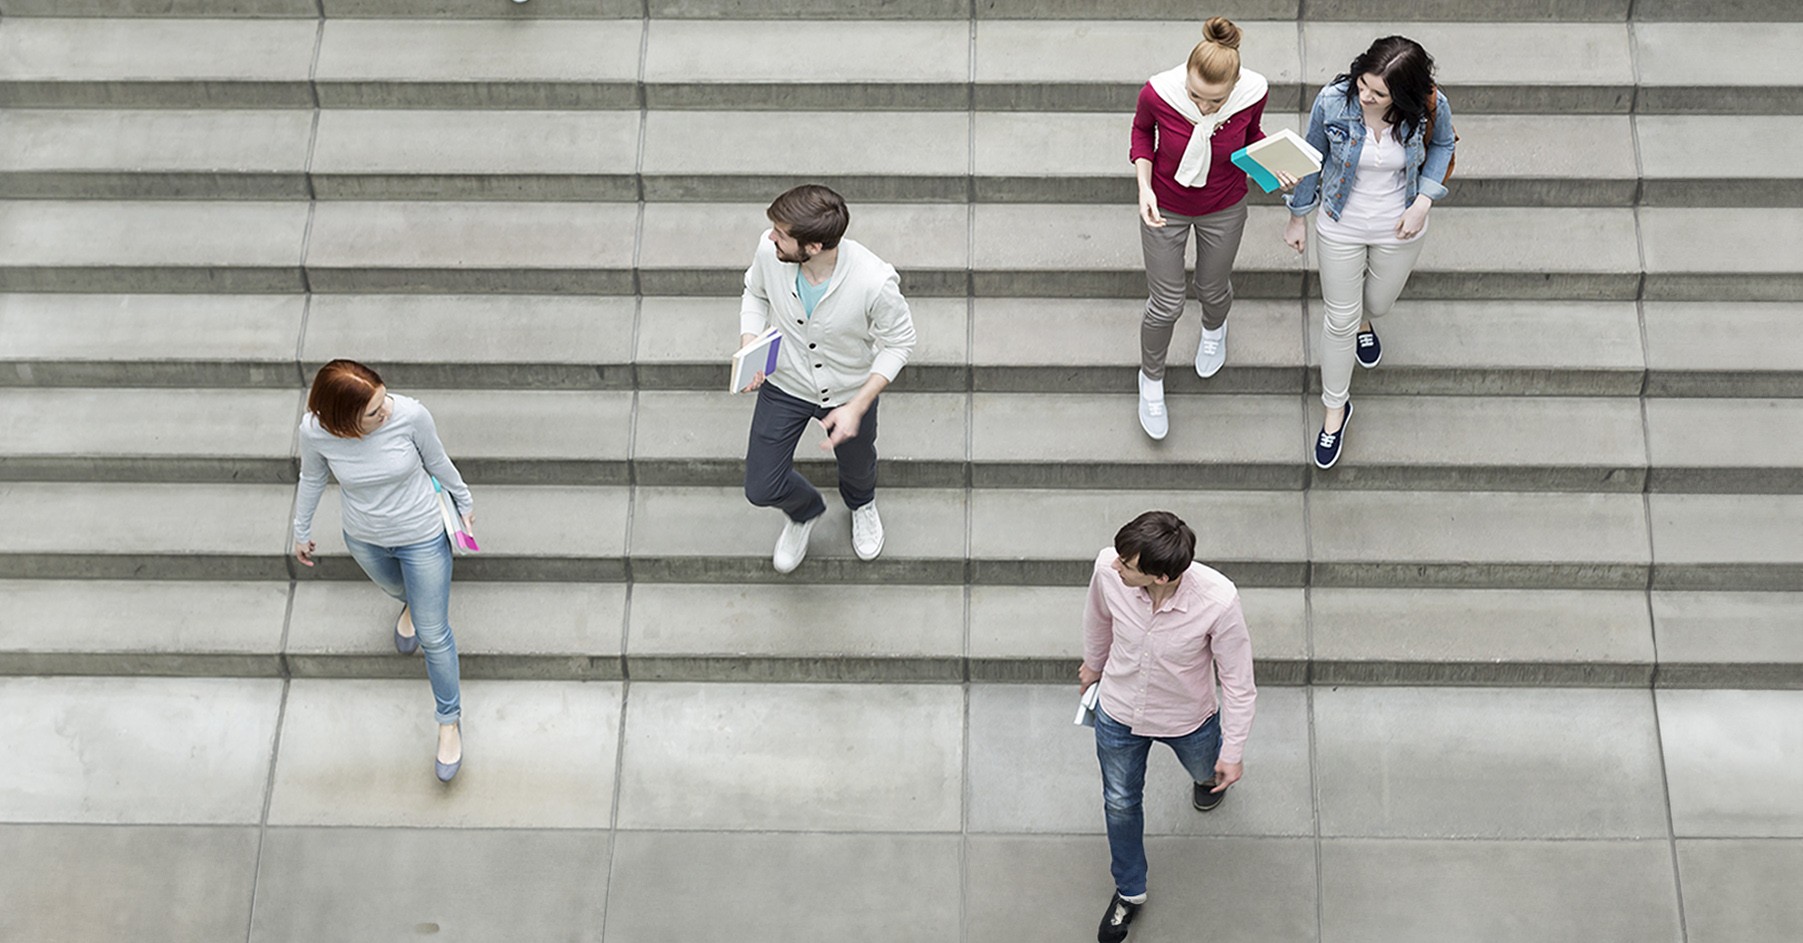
[1316,231,1427,409]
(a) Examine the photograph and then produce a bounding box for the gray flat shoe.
[435,720,462,783]
[394,607,419,655]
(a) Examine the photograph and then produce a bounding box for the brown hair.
[307,359,384,439]
[1336,35,1437,141]
[766,184,850,249]
[1186,17,1242,86]
[1114,510,1197,582]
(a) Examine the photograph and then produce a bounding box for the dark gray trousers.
[744,383,879,523]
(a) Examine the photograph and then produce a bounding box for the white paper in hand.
[1075,682,1101,727]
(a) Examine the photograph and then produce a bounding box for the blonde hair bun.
[1202,16,1242,50]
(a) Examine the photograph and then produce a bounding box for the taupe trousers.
[1138,199,1249,381]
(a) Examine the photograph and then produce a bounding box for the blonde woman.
[1130,17,1274,441]
[1284,36,1457,468]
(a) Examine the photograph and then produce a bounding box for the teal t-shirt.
[796,268,830,319]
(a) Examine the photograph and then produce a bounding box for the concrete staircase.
[5,5,1803,942]
[2,5,1800,691]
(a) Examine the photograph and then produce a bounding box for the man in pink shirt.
[1079,510,1258,943]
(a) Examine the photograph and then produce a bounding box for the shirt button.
[808,343,816,349]
[814,363,823,368]
[796,319,804,325]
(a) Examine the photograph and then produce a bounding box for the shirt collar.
[1138,570,1195,614]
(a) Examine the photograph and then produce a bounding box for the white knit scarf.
[1148,65,1269,188]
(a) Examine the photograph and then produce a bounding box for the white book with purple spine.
[731,327,784,393]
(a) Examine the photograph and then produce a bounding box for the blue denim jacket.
[1286,80,1457,220]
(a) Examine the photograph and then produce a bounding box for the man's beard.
[774,244,815,265]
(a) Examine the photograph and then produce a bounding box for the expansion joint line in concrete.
[242,678,293,943]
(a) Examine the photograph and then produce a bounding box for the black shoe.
[1097,892,1142,943]
[1193,780,1225,812]
[1314,401,1352,470]
[1355,326,1382,368]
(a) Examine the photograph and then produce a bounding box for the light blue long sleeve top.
[292,394,473,546]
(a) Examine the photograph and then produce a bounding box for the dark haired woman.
[1283,36,1456,468]
[293,359,473,782]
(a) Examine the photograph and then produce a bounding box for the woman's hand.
[1137,187,1166,228]
[460,512,476,538]
[1283,215,1308,254]
[294,539,316,567]
[1273,170,1299,195]
[1397,196,1432,240]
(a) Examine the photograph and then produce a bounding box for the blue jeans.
[343,532,461,725]
[1095,705,1222,897]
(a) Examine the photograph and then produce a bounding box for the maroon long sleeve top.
[1129,82,1269,218]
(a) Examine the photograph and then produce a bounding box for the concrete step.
[1638,116,1803,207]
[0,387,303,482]
[1641,208,1803,302]
[29,388,1791,495]
[635,296,972,393]
[314,19,641,108]
[0,18,319,107]
[1304,21,1634,113]
[0,200,310,293]
[14,579,1794,686]
[970,20,1303,112]
[1649,494,1803,591]
[310,110,641,201]
[0,294,306,388]
[1635,22,1803,114]
[7,200,1797,302]
[1644,302,1803,397]
[975,112,1644,207]
[8,0,1795,19]
[15,109,1795,209]
[0,109,314,200]
[5,19,1795,114]
[969,205,1641,300]
[8,295,1801,401]
[0,482,633,581]
[0,0,318,14]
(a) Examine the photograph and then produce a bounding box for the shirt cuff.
[870,349,908,382]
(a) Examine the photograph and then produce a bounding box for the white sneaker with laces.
[773,515,817,573]
[852,502,885,561]
[1137,371,1168,441]
[1195,324,1227,378]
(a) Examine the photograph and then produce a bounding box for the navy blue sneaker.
[1355,326,1382,368]
[1314,401,1353,469]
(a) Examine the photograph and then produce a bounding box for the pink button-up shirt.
[1082,548,1258,764]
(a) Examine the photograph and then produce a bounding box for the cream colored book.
[1231,128,1325,193]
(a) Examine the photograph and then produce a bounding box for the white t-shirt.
[1316,122,1426,246]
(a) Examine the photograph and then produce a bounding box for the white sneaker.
[852,502,885,561]
[1137,371,1168,441]
[773,515,817,573]
[1195,324,1227,379]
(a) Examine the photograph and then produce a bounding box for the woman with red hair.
[293,359,473,783]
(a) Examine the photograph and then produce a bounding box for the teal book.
[1231,127,1324,193]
